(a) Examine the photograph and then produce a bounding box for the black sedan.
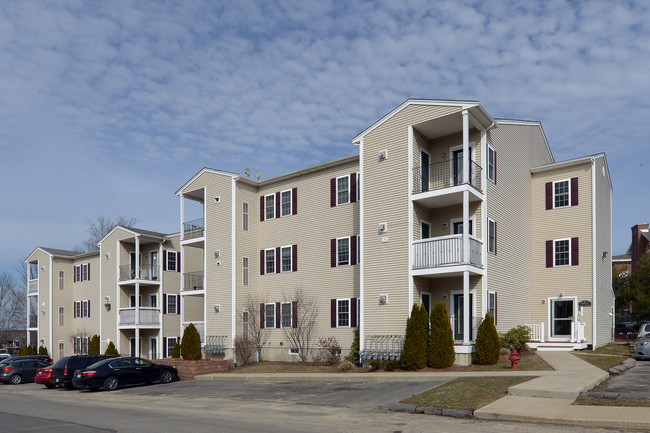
[0,359,52,384]
[72,357,178,391]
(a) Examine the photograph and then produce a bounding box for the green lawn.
[574,396,650,407]
[572,353,628,371]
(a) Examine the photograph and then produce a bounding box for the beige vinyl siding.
[531,162,593,344]
[364,104,461,336]
[594,156,614,346]
[235,181,259,326]
[183,295,203,322]
[51,258,74,358]
[485,123,553,332]
[162,235,182,339]
[414,203,482,240]
[27,250,50,352]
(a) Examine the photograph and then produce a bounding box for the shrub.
[312,337,341,365]
[181,323,202,360]
[171,342,181,359]
[89,335,100,355]
[475,313,501,365]
[501,325,531,351]
[427,302,455,368]
[369,359,382,370]
[38,345,49,356]
[18,346,36,356]
[345,328,360,364]
[384,360,400,371]
[402,304,428,370]
[337,360,354,371]
[234,336,257,365]
[104,341,119,356]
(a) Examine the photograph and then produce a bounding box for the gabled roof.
[98,225,169,246]
[175,168,240,196]
[531,153,613,191]
[25,246,98,262]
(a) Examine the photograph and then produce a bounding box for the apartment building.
[27,98,614,364]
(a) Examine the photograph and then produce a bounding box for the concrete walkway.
[197,352,650,430]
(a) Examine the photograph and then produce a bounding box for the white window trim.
[167,337,177,356]
[242,202,249,231]
[487,290,497,320]
[265,248,276,275]
[487,144,496,183]
[265,194,276,220]
[58,270,64,291]
[553,238,571,267]
[82,300,89,318]
[450,217,475,236]
[281,302,292,328]
[167,251,177,272]
[449,142,476,184]
[336,174,350,206]
[547,296,578,341]
[82,263,89,281]
[167,295,177,315]
[280,245,292,273]
[58,306,64,326]
[336,237,350,266]
[421,220,431,239]
[280,189,293,217]
[242,257,249,286]
[242,309,249,337]
[420,292,431,314]
[487,218,496,254]
[264,303,276,329]
[553,179,571,209]
[288,347,299,355]
[336,298,351,328]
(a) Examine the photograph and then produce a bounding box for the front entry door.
[552,299,574,338]
[453,293,473,341]
[130,337,142,357]
[150,251,158,280]
[452,147,473,186]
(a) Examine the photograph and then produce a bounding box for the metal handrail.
[413,160,482,194]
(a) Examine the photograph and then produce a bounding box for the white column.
[462,110,469,185]
[180,195,185,241]
[463,271,470,345]
[135,328,140,358]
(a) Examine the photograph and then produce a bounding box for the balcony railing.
[119,262,158,282]
[118,307,161,326]
[412,235,482,269]
[183,271,204,291]
[28,314,37,328]
[412,160,482,194]
[28,280,38,294]
[183,321,205,344]
[525,323,545,342]
[183,218,204,239]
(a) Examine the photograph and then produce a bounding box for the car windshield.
[52,357,69,368]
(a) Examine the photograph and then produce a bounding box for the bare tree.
[0,271,26,345]
[282,288,318,363]
[77,215,137,252]
[69,327,91,354]
[235,293,271,364]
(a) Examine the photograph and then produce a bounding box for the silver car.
[633,335,650,360]
[638,322,650,339]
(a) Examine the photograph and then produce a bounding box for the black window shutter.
[331,299,337,328]
[275,191,280,217]
[493,150,497,184]
[351,297,357,328]
[350,235,357,266]
[275,247,281,273]
[73,301,76,318]
[88,263,90,281]
[163,337,167,358]
[177,295,181,315]
[292,187,297,215]
[260,196,265,221]
[571,177,578,206]
[494,221,497,255]
[260,303,265,329]
[350,173,357,203]
[546,240,553,268]
[163,250,167,271]
[292,300,297,328]
[260,250,265,275]
[330,239,336,268]
[292,244,297,272]
[330,178,336,207]
[73,267,76,283]
[275,302,281,328]
[88,300,90,318]
[545,182,552,210]
[494,292,498,326]
[163,294,167,314]
[176,251,181,272]
[571,237,579,266]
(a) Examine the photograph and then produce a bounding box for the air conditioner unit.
[379,294,388,305]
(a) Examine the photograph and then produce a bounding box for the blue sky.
[1,0,649,280]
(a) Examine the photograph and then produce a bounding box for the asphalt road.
[596,359,650,398]
[0,379,637,432]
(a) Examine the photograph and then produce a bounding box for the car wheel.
[103,376,119,391]
[10,374,22,385]
[160,370,174,384]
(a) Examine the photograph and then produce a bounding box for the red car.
[35,366,55,388]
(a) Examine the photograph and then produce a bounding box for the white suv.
[638,323,650,339]
[0,349,10,360]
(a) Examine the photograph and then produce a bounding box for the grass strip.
[401,376,534,411]
[572,354,628,371]
[574,396,650,407]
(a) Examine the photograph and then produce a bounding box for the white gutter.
[591,157,597,349]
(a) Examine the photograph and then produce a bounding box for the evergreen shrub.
[104,341,119,356]
[89,335,100,355]
[181,323,202,360]
[427,302,455,368]
[475,313,501,364]
[402,304,428,370]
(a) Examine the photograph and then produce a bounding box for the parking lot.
[596,359,650,398]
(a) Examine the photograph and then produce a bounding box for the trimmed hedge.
[181,323,202,360]
[402,304,428,370]
[427,302,455,368]
[475,313,500,364]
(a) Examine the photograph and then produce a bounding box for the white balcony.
[118,307,161,326]
[412,235,483,275]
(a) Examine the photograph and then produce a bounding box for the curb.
[388,402,473,418]
[608,358,636,375]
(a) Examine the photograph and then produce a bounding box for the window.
[75,301,81,318]
[265,303,275,329]
[58,271,64,291]
[265,249,275,275]
[167,295,177,315]
[488,218,497,254]
[488,291,497,324]
[242,309,249,338]
[487,145,496,183]
[242,202,249,231]
[74,266,81,283]
[337,176,349,205]
[281,302,292,328]
[451,218,473,235]
[167,338,177,358]
[73,264,90,282]
[58,341,64,359]
[242,257,249,286]
[421,221,430,239]
[554,180,569,208]
[82,263,88,281]
[281,246,292,272]
[289,348,299,355]
[74,300,90,318]
[75,336,89,355]
[265,194,275,220]
[554,239,570,266]
[337,299,350,327]
[281,190,292,217]
[58,307,64,326]
[337,238,349,266]
[167,251,177,271]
